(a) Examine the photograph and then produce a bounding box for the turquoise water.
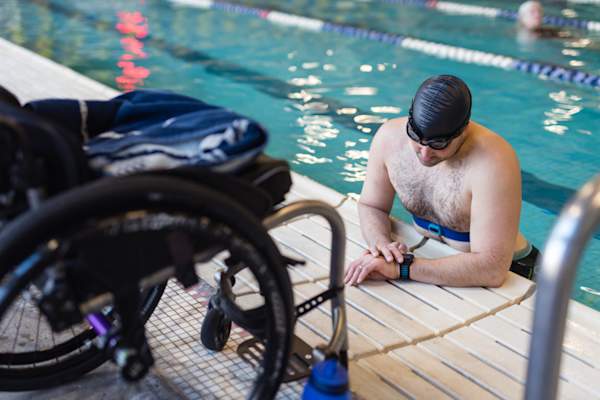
[1,0,600,309]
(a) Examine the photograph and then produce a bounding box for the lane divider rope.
[169,0,600,89]
[379,0,600,32]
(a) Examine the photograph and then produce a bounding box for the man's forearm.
[410,252,509,287]
[358,202,393,247]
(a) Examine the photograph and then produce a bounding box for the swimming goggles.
[406,109,469,150]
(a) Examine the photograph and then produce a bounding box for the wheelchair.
[0,88,349,399]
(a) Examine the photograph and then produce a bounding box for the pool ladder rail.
[525,173,600,400]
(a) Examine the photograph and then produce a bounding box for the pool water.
[1,0,600,309]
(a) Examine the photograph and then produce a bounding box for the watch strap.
[399,253,414,281]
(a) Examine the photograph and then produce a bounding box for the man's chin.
[418,157,441,167]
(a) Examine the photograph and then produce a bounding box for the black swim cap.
[408,75,471,140]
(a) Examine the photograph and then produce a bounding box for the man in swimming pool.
[344,75,538,287]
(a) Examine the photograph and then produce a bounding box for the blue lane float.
[379,0,600,32]
[169,0,600,89]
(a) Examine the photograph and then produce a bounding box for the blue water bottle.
[302,359,351,399]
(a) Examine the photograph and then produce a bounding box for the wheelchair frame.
[0,176,349,399]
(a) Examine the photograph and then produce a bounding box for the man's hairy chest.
[387,153,471,232]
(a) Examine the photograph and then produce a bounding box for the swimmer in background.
[517,1,566,40]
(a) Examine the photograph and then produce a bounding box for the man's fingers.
[380,247,394,263]
[345,262,362,285]
[369,246,379,257]
[348,267,363,285]
[344,263,359,284]
[356,264,375,284]
[389,246,404,263]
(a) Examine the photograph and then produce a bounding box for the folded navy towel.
[26,90,268,175]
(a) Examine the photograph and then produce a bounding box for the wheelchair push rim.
[0,175,294,399]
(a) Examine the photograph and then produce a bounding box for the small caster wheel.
[115,347,152,382]
[201,307,232,351]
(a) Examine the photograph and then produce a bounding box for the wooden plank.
[443,286,509,313]
[270,226,337,271]
[195,260,224,287]
[520,293,535,310]
[473,315,600,397]
[498,304,600,369]
[294,321,326,349]
[349,361,410,399]
[446,327,596,400]
[419,337,523,400]
[566,300,600,345]
[390,217,433,247]
[446,326,527,383]
[358,280,459,335]
[389,281,485,324]
[309,214,368,248]
[287,218,365,260]
[294,283,408,351]
[234,293,264,310]
[269,239,330,282]
[290,173,346,206]
[335,198,361,226]
[488,272,536,304]
[280,190,305,206]
[521,295,600,346]
[358,354,452,399]
[296,304,377,359]
[338,284,434,344]
[391,346,497,400]
[413,238,459,258]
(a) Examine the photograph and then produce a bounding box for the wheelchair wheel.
[0,175,294,399]
[0,281,165,391]
[200,306,232,351]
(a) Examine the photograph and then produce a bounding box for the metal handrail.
[264,200,349,366]
[525,174,600,400]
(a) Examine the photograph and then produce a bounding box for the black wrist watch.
[397,253,415,281]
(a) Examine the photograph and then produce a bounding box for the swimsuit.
[411,214,539,280]
[412,215,470,242]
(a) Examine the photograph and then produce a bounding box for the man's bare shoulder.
[372,117,409,152]
[469,122,520,180]
[472,122,517,159]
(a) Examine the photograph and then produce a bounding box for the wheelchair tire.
[0,175,294,400]
[200,307,232,351]
[0,282,165,391]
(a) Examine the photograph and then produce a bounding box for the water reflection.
[371,106,401,114]
[340,148,369,183]
[543,90,582,135]
[294,114,339,165]
[288,75,322,86]
[115,10,150,91]
[344,87,378,96]
[288,90,321,102]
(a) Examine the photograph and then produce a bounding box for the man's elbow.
[486,270,507,288]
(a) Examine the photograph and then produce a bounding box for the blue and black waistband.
[412,215,470,242]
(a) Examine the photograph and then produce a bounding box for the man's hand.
[367,241,408,264]
[345,253,399,286]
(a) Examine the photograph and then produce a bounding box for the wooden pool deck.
[2,37,600,399]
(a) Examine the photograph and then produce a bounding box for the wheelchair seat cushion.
[26,90,268,176]
[148,155,291,218]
